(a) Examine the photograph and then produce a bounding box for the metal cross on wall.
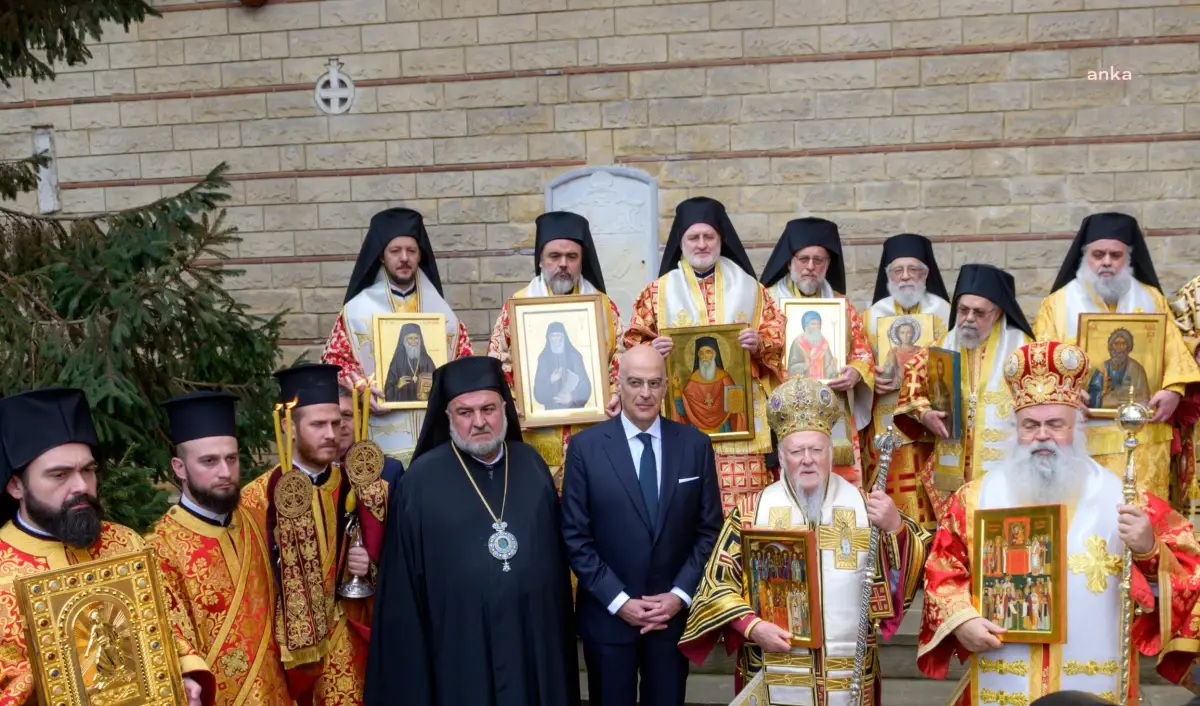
[315,58,355,115]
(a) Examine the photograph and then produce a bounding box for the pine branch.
[0,0,160,85]
[0,152,51,200]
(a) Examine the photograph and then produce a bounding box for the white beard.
[404,342,421,361]
[998,424,1090,506]
[550,340,565,355]
[887,279,926,310]
[1077,259,1133,305]
[789,263,822,296]
[804,330,823,345]
[698,360,717,381]
[450,414,508,459]
[544,271,577,295]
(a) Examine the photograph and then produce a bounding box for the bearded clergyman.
[679,377,928,705]
[488,211,623,492]
[0,388,213,705]
[364,356,579,706]
[1034,212,1200,500]
[760,217,877,487]
[895,264,1034,521]
[918,341,1200,705]
[625,197,784,515]
[864,233,951,530]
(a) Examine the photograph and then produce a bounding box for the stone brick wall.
[3,0,1198,360]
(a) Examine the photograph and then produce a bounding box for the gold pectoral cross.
[1068,534,1121,594]
[817,508,871,570]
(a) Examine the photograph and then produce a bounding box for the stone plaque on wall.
[545,167,659,322]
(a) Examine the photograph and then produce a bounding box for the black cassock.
[364,440,580,706]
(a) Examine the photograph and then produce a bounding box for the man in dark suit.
[562,344,723,706]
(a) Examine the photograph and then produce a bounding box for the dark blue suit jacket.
[561,415,722,645]
[382,456,404,486]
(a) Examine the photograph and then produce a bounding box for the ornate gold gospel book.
[14,548,189,706]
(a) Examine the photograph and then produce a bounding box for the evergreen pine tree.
[0,1,287,531]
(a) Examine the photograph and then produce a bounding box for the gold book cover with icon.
[14,548,188,706]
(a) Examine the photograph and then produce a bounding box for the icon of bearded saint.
[384,323,437,402]
[533,322,592,410]
[787,311,837,380]
[674,336,748,434]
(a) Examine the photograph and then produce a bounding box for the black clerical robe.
[364,440,580,706]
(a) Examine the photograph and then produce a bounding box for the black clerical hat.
[534,211,607,293]
[659,197,755,278]
[871,233,950,304]
[274,363,342,408]
[411,356,522,463]
[0,387,99,489]
[1050,212,1160,293]
[343,207,443,303]
[162,391,238,446]
[948,264,1034,338]
[760,217,845,294]
[1029,691,1115,706]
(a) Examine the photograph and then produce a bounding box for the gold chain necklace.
[451,442,518,572]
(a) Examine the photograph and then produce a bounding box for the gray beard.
[544,271,577,295]
[685,252,717,271]
[887,280,926,310]
[786,472,825,526]
[698,360,717,380]
[449,414,508,459]
[804,330,823,345]
[550,340,565,355]
[404,342,421,361]
[958,323,983,350]
[789,264,823,296]
[1001,432,1089,506]
[1077,260,1133,305]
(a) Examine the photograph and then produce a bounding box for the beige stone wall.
[2,0,1198,359]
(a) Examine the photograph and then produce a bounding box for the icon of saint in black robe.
[532,322,592,410]
[384,323,437,402]
[364,356,580,706]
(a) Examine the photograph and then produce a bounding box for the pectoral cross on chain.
[817,508,871,571]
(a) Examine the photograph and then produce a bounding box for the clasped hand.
[827,365,861,392]
[874,365,897,394]
[617,593,684,635]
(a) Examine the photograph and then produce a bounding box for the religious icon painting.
[876,313,936,381]
[509,293,612,429]
[373,312,450,410]
[661,323,756,442]
[1077,313,1167,419]
[971,504,1066,644]
[927,347,963,440]
[742,528,824,649]
[14,548,190,706]
[780,298,847,383]
[729,670,769,706]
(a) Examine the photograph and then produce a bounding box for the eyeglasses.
[956,305,997,321]
[794,255,829,268]
[623,378,665,391]
[888,265,927,277]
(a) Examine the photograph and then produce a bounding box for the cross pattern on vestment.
[817,508,871,570]
[1067,534,1121,594]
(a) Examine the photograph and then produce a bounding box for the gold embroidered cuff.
[179,654,210,677]
[1131,540,1159,562]
[743,618,763,640]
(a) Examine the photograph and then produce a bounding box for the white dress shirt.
[180,492,230,526]
[607,413,692,616]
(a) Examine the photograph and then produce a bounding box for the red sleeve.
[322,315,364,386]
[916,487,977,680]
